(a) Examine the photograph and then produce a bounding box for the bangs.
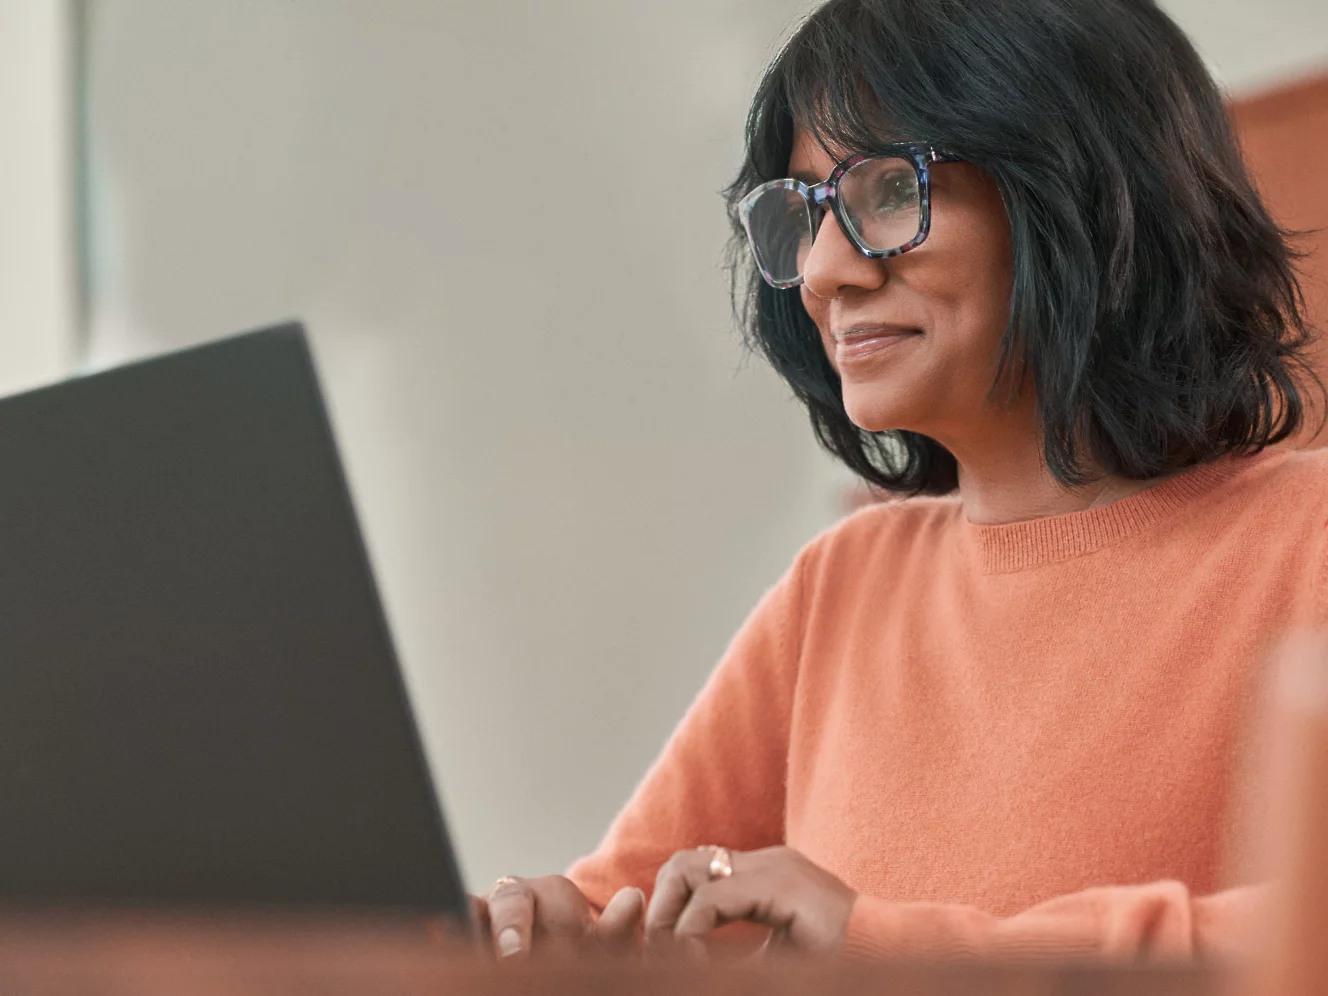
[744,0,972,187]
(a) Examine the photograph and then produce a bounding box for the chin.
[841,393,917,435]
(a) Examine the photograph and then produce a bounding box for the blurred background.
[0,0,1325,891]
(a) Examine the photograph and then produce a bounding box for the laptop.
[0,323,469,922]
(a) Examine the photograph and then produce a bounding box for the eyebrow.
[790,170,824,185]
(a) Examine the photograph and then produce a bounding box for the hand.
[471,875,645,959]
[645,846,857,955]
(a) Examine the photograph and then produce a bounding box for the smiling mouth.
[833,324,922,362]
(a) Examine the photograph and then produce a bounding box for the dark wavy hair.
[725,0,1320,494]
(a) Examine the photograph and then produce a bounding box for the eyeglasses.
[737,143,957,290]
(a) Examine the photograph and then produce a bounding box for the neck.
[933,402,1158,527]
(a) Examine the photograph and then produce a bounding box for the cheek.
[949,253,1013,368]
[927,183,1014,356]
[799,288,838,371]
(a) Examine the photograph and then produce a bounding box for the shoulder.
[1231,447,1328,625]
[1214,447,1328,522]
[789,492,965,589]
[1259,444,1328,487]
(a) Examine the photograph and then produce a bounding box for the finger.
[524,876,597,957]
[645,851,708,945]
[646,849,743,952]
[595,887,645,956]
[673,878,771,939]
[486,879,535,958]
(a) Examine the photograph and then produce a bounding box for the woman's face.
[790,129,1017,444]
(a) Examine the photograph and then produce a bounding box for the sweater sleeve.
[843,881,1273,963]
[565,551,807,910]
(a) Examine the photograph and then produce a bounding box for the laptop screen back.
[0,325,468,918]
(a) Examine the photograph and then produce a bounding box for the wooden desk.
[0,914,1219,996]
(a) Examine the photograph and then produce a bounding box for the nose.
[800,209,888,299]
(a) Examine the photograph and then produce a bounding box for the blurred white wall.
[0,0,73,396]
[70,0,1328,891]
[83,0,840,888]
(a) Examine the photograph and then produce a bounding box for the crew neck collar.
[963,450,1282,574]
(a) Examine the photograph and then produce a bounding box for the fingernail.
[497,927,522,958]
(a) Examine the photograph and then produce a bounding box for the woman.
[475,0,1328,961]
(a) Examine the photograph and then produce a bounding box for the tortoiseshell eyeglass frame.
[738,143,960,290]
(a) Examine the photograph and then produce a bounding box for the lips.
[833,324,921,363]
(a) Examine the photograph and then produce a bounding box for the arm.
[477,553,808,958]
[645,849,1270,963]
[844,880,1272,963]
[566,552,807,910]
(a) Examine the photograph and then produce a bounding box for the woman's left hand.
[645,845,857,955]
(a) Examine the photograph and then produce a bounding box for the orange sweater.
[568,448,1328,961]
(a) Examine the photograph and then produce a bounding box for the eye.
[871,170,918,211]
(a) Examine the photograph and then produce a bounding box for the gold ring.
[698,845,733,881]
[490,875,520,896]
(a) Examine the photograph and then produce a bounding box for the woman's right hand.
[471,876,646,959]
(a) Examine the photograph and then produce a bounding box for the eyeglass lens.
[745,156,922,287]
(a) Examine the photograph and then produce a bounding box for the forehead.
[786,127,849,183]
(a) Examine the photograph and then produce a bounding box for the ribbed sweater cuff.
[841,895,1104,962]
[842,896,993,960]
